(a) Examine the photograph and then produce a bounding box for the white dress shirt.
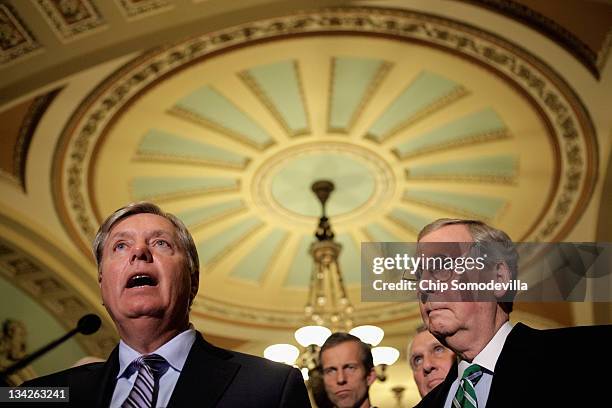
[444,321,513,408]
[110,328,196,408]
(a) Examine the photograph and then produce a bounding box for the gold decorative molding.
[239,60,311,138]
[392,129,510,160]
[327,58,393,135]
[52,6,598,270]
[365,85,469,143]
[249,141,396,227]
[168,106,276,151]
[0,3,42,66]
[33,0,106,42]
[114,0,173,20]
[192,295,418,329]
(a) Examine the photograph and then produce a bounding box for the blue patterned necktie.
[122,354,169,408]
[452,364,484,408]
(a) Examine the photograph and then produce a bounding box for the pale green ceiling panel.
[406,155,517,181]
[366,71,463,142]
[138,129,249,168]
[393,108,507,158]
[197,217,262,266]
[282,233,361,287]
[230,228,287,282]
[132,176,238,200]
[364,223,401,242]
[271,153,375,217]
[284,235,312,288]
[388,209,431,234]
[336,233,360,285]
[0,276,86,376]
[175,86,273,149]
[243,60,308,135]
[175,199,245,227]
[403,189,506,220]
[329,57,387,131]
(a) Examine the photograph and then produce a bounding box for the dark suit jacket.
[415,323,612,408]
[20,332,311,407]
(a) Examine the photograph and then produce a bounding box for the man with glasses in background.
[414,218,610,408]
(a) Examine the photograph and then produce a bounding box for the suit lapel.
[93,346,120,408]
[436,361,457,406]
[168,332,240,408]
[485,323,531,407]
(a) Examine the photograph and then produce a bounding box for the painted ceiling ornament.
[52,7,597,328]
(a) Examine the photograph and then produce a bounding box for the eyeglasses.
[401,256,456,282]
[400,242,490,283]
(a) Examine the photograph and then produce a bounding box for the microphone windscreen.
[77,314,102,335]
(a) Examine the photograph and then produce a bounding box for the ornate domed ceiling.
[0,1,610,403]
[51,8,597,330]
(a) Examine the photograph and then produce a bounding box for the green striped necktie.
[452,364,484,408]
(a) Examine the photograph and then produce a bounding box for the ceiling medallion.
[250,141,395,227]
[51,7,597,327]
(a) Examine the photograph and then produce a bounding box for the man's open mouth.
[126,275,158,288]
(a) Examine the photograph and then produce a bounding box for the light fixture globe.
[350,325,384,346]
[372,346,400,366]
[263,343,299,365]
[295,325,332,347]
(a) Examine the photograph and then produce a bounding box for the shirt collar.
[116,326,196,379]
[457,321,513,378]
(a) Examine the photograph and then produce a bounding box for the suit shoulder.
[535,324,611,342]
[413,385,442,408]
[226,349,293,373]
[21,363,105,387]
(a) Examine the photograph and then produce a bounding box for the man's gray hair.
[92,202,200,299]
[417,218,519,313]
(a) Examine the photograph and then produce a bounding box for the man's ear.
[190,272,199,304]
[493,261,511,299]
[366,367,377,386]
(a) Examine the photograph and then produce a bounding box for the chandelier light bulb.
[295,325,332,347]
[349,325,384,346]
[300,367,310,381]
[263,344,299,365]
[372,346,400,366]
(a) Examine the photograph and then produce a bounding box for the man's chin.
[122,305,165,319]
[427,378,444,390]
[428,321,457,339]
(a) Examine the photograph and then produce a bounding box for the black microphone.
[0,314,101,378]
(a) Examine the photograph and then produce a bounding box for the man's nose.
[130,244,152,263]
[336,370,347,385]
[423,355,435,374]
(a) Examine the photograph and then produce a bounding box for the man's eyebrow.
[108,231,133,241]
[108,229,174,241]
[149,230,174,237]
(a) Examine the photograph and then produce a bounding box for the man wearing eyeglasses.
[414,218,610,408]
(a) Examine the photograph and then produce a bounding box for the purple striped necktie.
[122,354,168,408]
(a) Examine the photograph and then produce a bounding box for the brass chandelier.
[264,180,399,381]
